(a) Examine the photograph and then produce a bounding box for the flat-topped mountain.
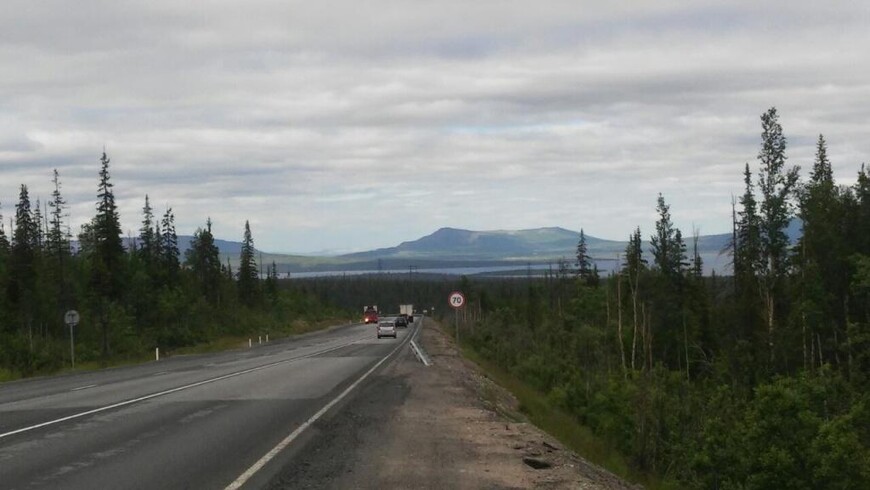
[342,226,626,260]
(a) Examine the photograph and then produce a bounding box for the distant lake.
[284,265,543,278]
[283,261,617,279]
[279,253,731,279]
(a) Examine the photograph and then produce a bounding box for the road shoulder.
[267,318,638,489]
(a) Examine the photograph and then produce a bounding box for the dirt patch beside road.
[268,318,638,489]
[406,318,639,489]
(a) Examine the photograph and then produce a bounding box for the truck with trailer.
[399,304,414,322]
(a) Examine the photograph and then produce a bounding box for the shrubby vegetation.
[0,152,341,378]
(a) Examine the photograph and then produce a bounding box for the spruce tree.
[10,185,37,328]
[737,164,763,280]
[0,205,8,257]
[756,107,800,363]
[0,206,9,259]
[692,226,703,277]
[576,229,592,282]
[265,261,279,303]
[237,220,259,306]
[160,207,179,283]
[138,195,156,266]
[797,135,844,369]
[94,151,125,271]
[185,218,222,304]
[32,199,44,251]
[47,169,71,318]
[736,163,765,359]
[651,193,679,278]
[47,170,69,269]
[671,228,689,277]
[623,227,646,370]
[90,150,126,360]
[853,164,870,254]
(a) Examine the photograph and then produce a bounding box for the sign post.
[64,310,80,369]
[449,291,465,344]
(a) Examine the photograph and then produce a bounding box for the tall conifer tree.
[138,195,156,266]
[186,218,222,304]
[237,220,259,305]
[90,150,126,359]
[576,229,592,282]
[756,108,799,363]
[160,207,179,283]
[10,185,37,328]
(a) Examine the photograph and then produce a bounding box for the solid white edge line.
[0,332,370,441]
[224,326,414,490]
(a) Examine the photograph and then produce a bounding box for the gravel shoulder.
[266,318,639,489]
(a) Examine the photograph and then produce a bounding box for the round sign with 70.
[448,291,465,309]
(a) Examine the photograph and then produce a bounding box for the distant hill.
[341,225,733,260]
[343,227,626,261]
[110,220,803,275]
[330,220,800,275]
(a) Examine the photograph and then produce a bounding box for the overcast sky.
[1,1,868,254]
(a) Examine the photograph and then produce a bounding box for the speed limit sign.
[449,291,465,309]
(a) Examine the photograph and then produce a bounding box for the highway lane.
[0,319,418,489]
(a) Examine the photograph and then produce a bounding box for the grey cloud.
[1,1,869,252]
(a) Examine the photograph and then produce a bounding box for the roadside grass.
[0,367,17,383]
[152,317,355,357]
[460,343,661,489]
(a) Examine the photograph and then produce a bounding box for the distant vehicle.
[363,305,379,324]
[395,314,408,328]
[400,304,414,322]
[377,319,397,339]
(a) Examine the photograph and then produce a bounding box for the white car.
[377,320,397,339]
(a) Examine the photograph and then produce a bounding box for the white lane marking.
[70,384,98,392]
[0,336,368,441]
[224,326,414,490]
[151,371,169,376]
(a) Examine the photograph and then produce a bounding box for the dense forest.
[0,152,340,378]
[451,108,869,488]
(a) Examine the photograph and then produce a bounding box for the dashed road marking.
[70,384,98,392]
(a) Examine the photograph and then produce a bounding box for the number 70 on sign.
[449,291,465,309]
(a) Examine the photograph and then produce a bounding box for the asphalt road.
[0,319,418,490]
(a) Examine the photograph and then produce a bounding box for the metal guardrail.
[409,340,431,366]
[408,315,432,366]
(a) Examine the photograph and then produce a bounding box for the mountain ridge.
[127,222,800,274]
